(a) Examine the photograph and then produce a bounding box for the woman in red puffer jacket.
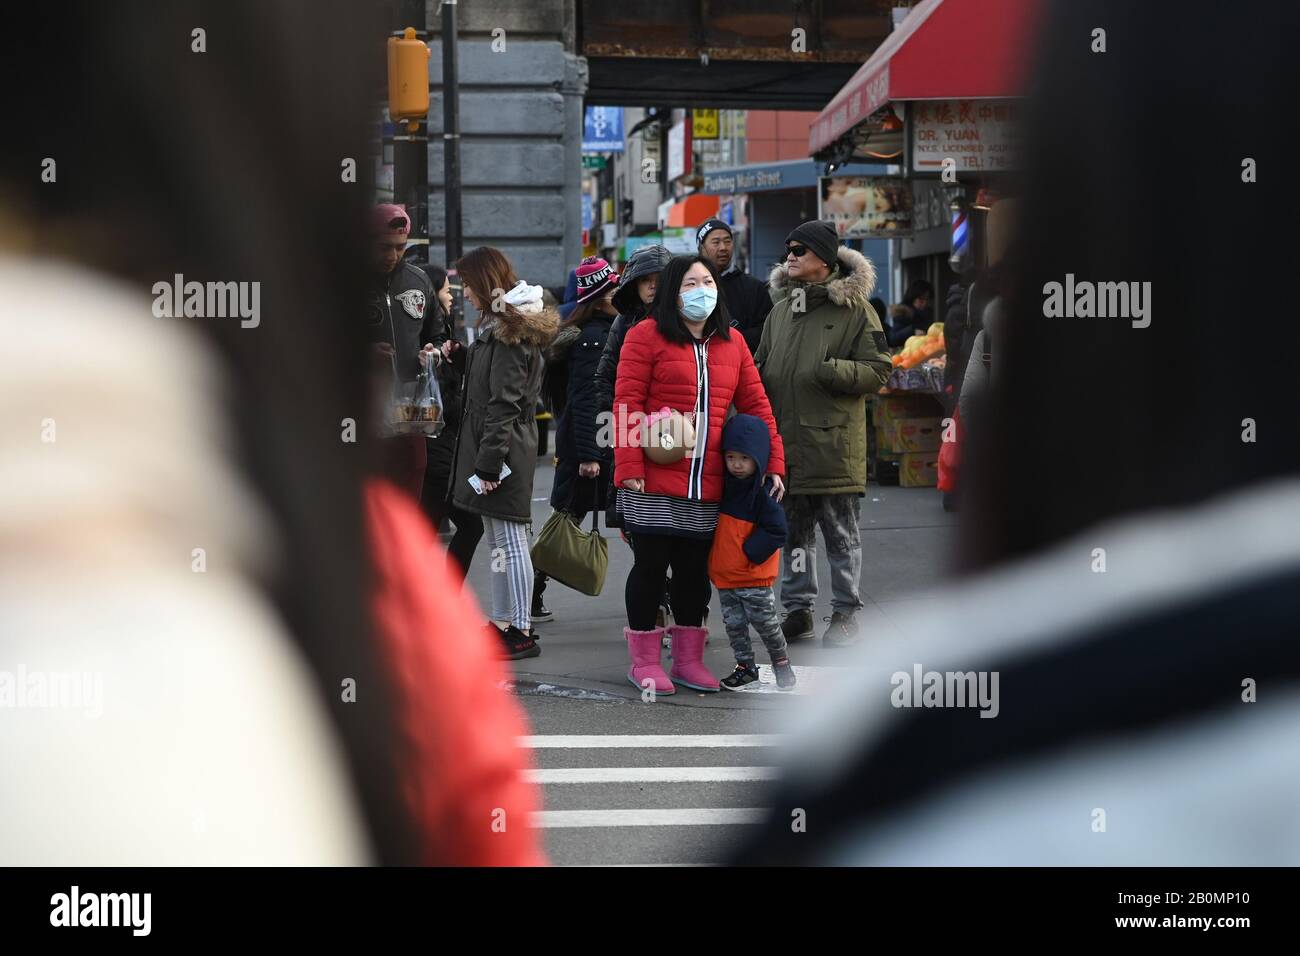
[614,255,785,695]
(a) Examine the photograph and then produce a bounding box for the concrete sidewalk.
[455,460,959,709]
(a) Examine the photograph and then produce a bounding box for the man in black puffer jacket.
[696,218,772,354]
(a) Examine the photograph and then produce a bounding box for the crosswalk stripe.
[527,766,781,784]
[532,808,768,828]
[519,734,787,749]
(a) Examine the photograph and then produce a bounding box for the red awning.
[808,0,1042,155]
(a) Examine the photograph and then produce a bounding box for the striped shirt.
[620,489,719,539]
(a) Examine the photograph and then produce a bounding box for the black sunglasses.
[786,244,809,258]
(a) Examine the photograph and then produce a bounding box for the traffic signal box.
[388,27,430,132]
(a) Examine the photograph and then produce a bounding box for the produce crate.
[899,451,939,488]
[888,417,943,452]
[873,392,943,428]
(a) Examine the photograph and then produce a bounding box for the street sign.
[692,109,719,139]
[912,99,1020,174]
[667,119,692,181]
[581,193,593,231]
[582,155,607,171]
[583,106,625,153]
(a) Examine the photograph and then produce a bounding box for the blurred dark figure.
[1,0,541,865]
[739,0,1299,865]
[939,198,1019,513]
[955,199,1017,454]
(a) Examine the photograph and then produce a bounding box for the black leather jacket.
[365,261,445,383]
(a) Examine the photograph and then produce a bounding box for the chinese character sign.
[692,109,719,139]
[583,106,625,153]
[912,98,1020,173]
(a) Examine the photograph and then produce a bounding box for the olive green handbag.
[530,482,608,596]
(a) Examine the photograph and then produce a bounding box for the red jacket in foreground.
[366,479,545,866]
[613,319,784,502]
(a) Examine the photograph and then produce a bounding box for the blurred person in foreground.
[739,0,1298,865]
[941,199,1018,514]
[0,0,542,866]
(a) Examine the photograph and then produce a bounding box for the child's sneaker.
[719,662,760,691]
[772,657,797,691]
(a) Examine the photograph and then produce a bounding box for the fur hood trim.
[767,246,877,313]
[486,304,560,348]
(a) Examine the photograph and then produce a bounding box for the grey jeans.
[780,493,864,615]
[718,587,787,665]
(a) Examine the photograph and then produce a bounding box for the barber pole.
[949,200,972,274]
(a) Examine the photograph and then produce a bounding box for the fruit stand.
[869,322,946,487]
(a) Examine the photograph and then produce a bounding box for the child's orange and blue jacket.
[708,414,789,590]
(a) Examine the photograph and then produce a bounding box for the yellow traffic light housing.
[387,27,430,132]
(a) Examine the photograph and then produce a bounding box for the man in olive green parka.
[754,220,891,647]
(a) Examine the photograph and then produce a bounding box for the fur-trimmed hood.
[486,305,559,347]
[768,246,877,314]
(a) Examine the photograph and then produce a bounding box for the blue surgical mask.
[679,286,718,321]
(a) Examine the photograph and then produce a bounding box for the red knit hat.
[573,255,619,304]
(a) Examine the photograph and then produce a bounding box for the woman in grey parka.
[447,246,559,660]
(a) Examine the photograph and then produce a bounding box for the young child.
[708,414,796,691]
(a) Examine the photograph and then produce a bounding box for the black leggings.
[445,502,484,582]
[625,532,711,631]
